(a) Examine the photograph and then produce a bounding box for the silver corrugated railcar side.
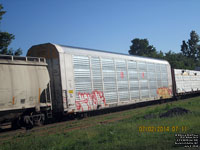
[27,43,173,114]
[174,69,200,94]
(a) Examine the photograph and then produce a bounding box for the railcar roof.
[53,43,169,65]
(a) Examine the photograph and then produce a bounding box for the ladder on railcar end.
[46,109,53,118]
[45,82,53,119]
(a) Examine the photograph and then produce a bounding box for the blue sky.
[1,0,200,56]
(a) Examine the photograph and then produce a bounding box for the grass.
[1,97,200,150]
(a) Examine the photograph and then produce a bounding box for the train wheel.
[35,115,45,126]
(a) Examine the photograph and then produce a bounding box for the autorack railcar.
[173,69,200,96]
[27,43,173,115]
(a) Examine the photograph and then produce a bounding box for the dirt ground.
[144,107,190,119]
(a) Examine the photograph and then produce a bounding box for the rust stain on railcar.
[38,88,41,103]
[12,96,15,105]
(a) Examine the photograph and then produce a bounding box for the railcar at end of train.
[27,43,173,115]
[172,69,200,97]
[0,55,52,129]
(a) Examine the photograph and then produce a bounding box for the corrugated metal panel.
[148,72,156,81]
[161,73,168,80]
[128,61,137,69]
[129,81,139,90]
[104,92,117,103]
[55,43,170,65]
[162,81,168,87]
[128,60,140,100]
[73,55,92,100]
[156,64,160,72]
[160,65,168,87]
[138,72,147,80]
[174,69,200,93]
[150,89,157,97]
[157,81,162,88]
[160,64,167,72]
[147,63,155,72]
[104,82,117,92]
[138,62,147,70]
[141,90,149,98]
[117,81,129,90]
[118,91,129,101]
[140,80,148,90]
[116,60,129,101]
[72,55,172,111]
[102,58,118,103]
[128,71,138,80]
[138,62,150,98]
[91,57,103,91]
[147,63,157,98]
[149,81,157,89]
[156,72,161,81]
[130,91,139,99]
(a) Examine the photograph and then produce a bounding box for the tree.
[129,38,157,57]
[165,51,195,69]
[180,40,189,57]
[0,4,22,55]
[129,31,200,70]
[181,30,200,61]
[129,38,165,59]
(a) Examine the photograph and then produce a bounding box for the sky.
[1,0,200,56]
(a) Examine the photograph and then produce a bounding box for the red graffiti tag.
[75,90,106,111]
[142,72,144,78]
[120,72,124,79]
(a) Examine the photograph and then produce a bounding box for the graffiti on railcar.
[120,72,124,79]
[75,90,106,111]
[157,87,172,99]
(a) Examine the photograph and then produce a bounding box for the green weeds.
[1,97,200,150]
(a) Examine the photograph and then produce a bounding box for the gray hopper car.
[27,43,173,115]
[0,55,52,128]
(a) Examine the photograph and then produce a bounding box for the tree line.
[0,4,22,56]
[129,30,200,69]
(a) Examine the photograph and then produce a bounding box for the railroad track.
[0,109,134,144]
[0,94,196,144]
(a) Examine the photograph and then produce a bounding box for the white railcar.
[27,43,173,114]
[0,55,51,127]
[174,69,200,94]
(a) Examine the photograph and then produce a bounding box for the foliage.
[181,30,200,61]
[0,4,22,55]
[1,97,200,150]
[129,38,164,59]
[129,38,156,56]
[129,31,200,69]
[164,51,195,69]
